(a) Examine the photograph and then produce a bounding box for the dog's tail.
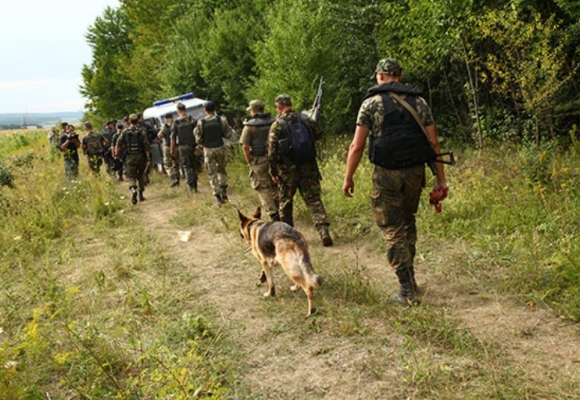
[306,272,323,289]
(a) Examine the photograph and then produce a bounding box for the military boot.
[215,194,224,206]
[409,266,421,296]
[130,186,138,205]
[391,267,419,306]
[220,185,228,203]
[170,178,179,188]
[138,189,145,202]
[319,225,333,247]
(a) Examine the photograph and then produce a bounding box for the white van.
[142,93,207,129]
[141,93,207,169]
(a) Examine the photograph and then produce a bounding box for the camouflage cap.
[375,58,402,76]
[176,102,186,111]
[246,99,264,111]
[129,114,139,123]
[275,94,292,106]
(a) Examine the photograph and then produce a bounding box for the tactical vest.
[124,128,145,155]
[175,117,196,146]
[364,83,435,170]
[202,117,223,148]
[244,114,275,156]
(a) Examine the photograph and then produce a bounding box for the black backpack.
[278,115,316,164]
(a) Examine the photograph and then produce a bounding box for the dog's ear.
[237,209,248,222]
[253,207,262,219]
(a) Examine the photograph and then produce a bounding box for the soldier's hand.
[343,178,355,198]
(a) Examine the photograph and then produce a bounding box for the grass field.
[1,129,579,399]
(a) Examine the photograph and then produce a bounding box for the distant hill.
[0,112,84,129]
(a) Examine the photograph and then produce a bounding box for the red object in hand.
[429,187,448,213]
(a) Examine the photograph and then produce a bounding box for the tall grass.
[1,129,579,398]
[0,131,234,399]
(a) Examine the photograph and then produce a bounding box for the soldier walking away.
[194,101,232,206]
[115,114,152,205]
[342,58,448,306]
[158,113,180,187]
[59,123,81,182]
[81,122,108,174]
[111,123,125,181]
[240,99,279,220]
[48,127,59,151]
[268,94,333,246]
[101,120,116,174]
[170,103,198,192]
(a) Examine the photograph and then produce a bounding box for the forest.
[81,0,580,146]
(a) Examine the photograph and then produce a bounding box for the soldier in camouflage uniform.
[158,112,180,187]
[194,101,232,206]
[171,103,198,192]
[81,121,108,174]
[342,58,448,305]
[101,120,115,174]
[240,99,279,221]
[116,114,152,205]
[268,94,333,246]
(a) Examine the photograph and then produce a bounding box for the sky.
[0,0,120,114]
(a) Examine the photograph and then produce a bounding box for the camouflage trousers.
[371,164,424,272]
[203,146,228,196]
[178,144,198,189]
[277,162,329,231]
[249,156,278,216]
[124,153,147,191]
[63,155,79,182]
[86,153,104,174]
[163,145,180,181]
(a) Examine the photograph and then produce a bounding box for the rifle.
[309,77,325,122]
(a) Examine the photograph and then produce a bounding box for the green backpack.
[84,133,104,155]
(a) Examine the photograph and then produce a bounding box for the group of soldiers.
[51,57,450,306]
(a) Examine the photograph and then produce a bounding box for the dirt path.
[129,175,580,399]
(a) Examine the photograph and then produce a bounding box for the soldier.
[101,120,115,174]
[111,123,125,181]
[342,58,448,305]
[268,94,333,246]
[194,101,232,206]
[240,99,279,221]
[59,123,81,182]
[158,112,180,187]
[115,114,151,205]
[81,121,108,174]
[170,102,198,192]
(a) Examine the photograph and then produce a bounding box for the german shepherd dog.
[238,208,323,316]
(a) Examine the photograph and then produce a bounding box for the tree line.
[81,0,580,147]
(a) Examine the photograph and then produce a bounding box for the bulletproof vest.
[175,116,196,146]
[244,114,275,156]
[202,117,223,148]
[364,83,435,169]
[101,128,113,147]
[124,127,145,155]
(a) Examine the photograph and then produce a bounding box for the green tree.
[251,0,384,133]
[81,7,139,121]
[477,0,579,145]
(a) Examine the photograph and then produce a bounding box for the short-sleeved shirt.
[356,93,434,138]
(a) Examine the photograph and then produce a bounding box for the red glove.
[429,187,448,213]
